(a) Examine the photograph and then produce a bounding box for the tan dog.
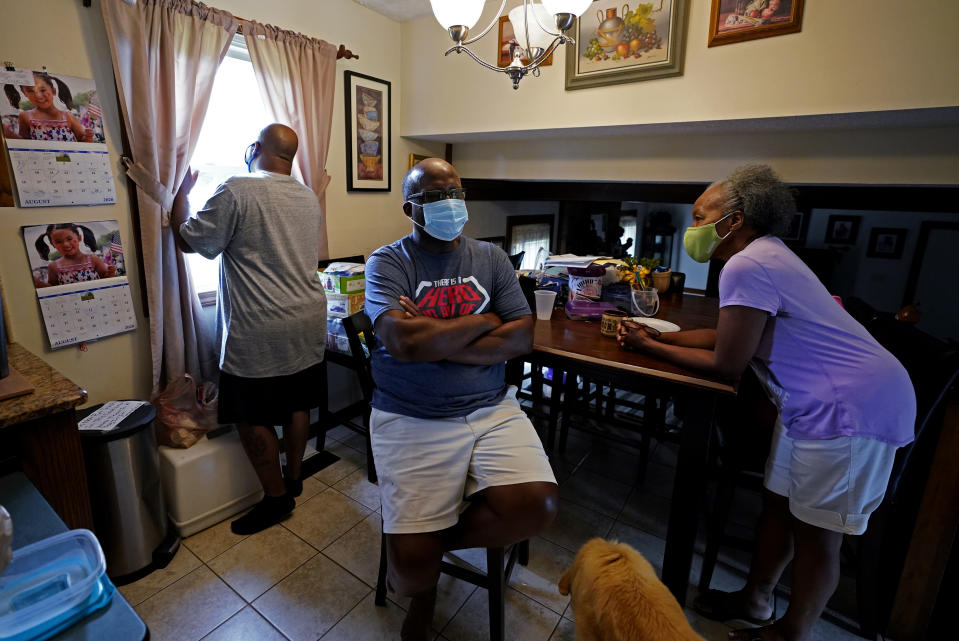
[559,538,705,641]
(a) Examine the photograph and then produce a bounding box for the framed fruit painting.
[565,0,690,90]
[708,0,805,47]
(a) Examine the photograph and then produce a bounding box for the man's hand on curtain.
[172,167,199,254]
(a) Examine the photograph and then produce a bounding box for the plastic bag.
[154,374,218,448]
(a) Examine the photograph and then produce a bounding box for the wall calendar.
[1,68,116,208]
[22,220,136,349]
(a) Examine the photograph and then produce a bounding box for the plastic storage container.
[159,429,263,537]
[0,529,111,641]
[564,299,618,321]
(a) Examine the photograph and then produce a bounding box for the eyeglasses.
[407,188,466,204]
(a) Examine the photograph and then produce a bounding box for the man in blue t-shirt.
[365,158,557,640]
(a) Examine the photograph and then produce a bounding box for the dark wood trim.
[445,143,453,164]
[904,220,959,306]
[0,137,13,207]
[887,391,959,641]
[461,179,959,213]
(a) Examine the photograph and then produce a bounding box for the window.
[506,214,554,270]
[186,35,270,299]
[620,215,637,258]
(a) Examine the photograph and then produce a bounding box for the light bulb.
[541,0,592,18]
[429,0,485,29]
[508,4,555,52]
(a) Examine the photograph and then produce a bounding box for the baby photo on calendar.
[22,220,126,290]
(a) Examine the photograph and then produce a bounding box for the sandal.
[693,589,775,626]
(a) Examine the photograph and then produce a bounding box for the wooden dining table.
[511,293,736,606]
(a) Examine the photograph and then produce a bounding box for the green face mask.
[683,211,735,263]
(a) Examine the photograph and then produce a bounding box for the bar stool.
[374,533,529,641]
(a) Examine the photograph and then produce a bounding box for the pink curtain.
[243,20,337,260]
[101,0,237,394]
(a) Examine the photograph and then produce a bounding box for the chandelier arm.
[461,0,509,45]
[531,0,561,37]
[522,0,534,59]
[444,44,510,74]
[515,35,570,72]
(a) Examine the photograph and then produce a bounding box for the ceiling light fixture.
[429,0,591,89]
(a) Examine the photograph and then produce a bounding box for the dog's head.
[558,537,634,596]
[558,538,706,641]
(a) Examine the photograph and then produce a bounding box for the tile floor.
[121,422,869,641]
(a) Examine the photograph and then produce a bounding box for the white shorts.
[370,386,557,535]
[764,419,898,535]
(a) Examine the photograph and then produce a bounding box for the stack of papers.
[78,401,148,431]
[544,254,608,268]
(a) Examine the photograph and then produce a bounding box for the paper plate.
[627,317,681,333]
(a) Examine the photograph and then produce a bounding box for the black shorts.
[217,361,325,426]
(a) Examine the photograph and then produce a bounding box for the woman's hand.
[106,265,117,277]
[617,322,660,353]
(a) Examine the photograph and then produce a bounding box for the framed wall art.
[824,214,861,245]
[408,153,428,171]
[497,15,553,67]
[866,227,907,260]
[708,0,804,47]
[781,210,808,244]
[565,0,689,90]
[345,71,390,192]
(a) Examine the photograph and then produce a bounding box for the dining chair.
[375,533,529,641]
[329,311,377,483]
[553,372,672,483]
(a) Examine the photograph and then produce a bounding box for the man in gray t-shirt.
[365,158,557,640]
[173,124,326,536]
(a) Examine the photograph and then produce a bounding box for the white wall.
[402,0,959,137]
[403,1,959,187]
[0,1,152,406]
[0,0,433,405]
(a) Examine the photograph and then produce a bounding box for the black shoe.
[230,494,295,535]
[284,475,303,498]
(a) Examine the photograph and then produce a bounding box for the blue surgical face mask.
[413,198,469,242]
[244,142,259,173]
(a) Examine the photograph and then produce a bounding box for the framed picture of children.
[708,0,805,47]
[22,220,126,290]
[344,71,390,192]
[1,69,106,144]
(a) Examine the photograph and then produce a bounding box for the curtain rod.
[236,21,359,60]
[80,1,359,60]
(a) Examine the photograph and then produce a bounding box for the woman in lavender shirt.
[619,165,915,641]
